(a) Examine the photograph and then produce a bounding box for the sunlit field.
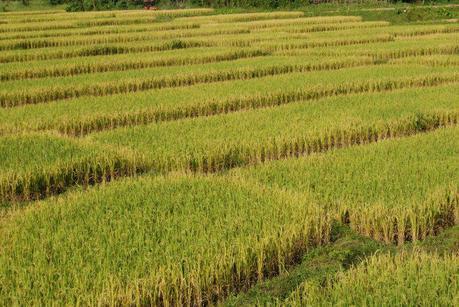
[0,8,458,305]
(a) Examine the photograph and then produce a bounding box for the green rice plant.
[0,133,138,202]
[0,174,331,305]
[86,86,459,177]
[0,65,457,134]
[231,126,459,244]
[285,251,458,306]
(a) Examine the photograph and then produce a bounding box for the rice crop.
[231,127,459,244]
[0,9,458,305]
[285,252,458,306]
[87,86,459,176]
[0,133,137,202]
[0,175,331,305]
[0,65,456,135]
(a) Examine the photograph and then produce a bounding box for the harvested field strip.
[0,48,270,81]
[0,63,455,108]
[86,86,458,176]
[232,126,459,244]
[285,252,459,306]
[0,67,457,135]
[0,133,138,203]
[0,175,330,305]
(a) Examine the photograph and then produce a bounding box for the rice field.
[0,7,458,306]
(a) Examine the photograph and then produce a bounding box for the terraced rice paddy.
[0,8,458,306]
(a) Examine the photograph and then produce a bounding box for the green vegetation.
[88,86,458,175]
[0,133,136,202]
[232,127,459,243]
[286,251,458,306]
[0,175,330,305]
[0,7,458,306]
[228,224,459,306]
[226,225,386,306]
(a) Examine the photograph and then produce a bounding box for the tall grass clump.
[0,175,331,305]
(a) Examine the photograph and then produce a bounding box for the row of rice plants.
[231,127,459,244]
[0,27,252,51]
[1,61,455,108]
[0,22,201,41]
[201,15,362,31]
[2,30,457,81]
[0,23,408,64]
[0,9,62,16]
[276,38,459,60]
[255,21,389,34]
[0,20,390,52]
[85,85,458,176]
[0,48,270,81]
[0,38,218,63]
[390,23,459,37]
[172,11,304,24]
[256,34,395,52]
[390,54,459,66]
[0,133,139,203]
[0,174,331,305]
[1,67,457,134]
[0,16,364,42]
[1,8,214,23]
[1,86,456,201]
[0,55,384,106]
[284,252,458,306]
[0,8,215,32]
